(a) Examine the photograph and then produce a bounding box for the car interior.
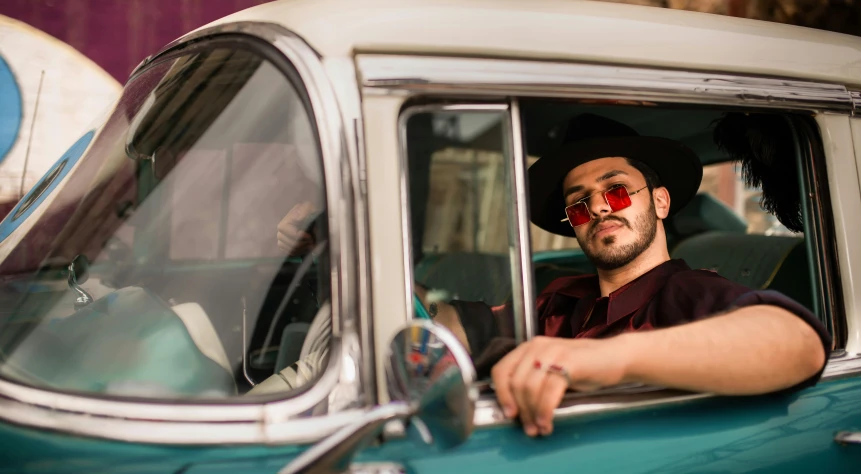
[0,47,331,399]
[408,101,818,326]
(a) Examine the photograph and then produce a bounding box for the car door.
[354,54,861,473]
[0,24,374,474]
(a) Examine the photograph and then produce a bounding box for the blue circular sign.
[0,55,22,163]
[0,130,95,243]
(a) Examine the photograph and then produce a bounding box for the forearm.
[617,305,826,395]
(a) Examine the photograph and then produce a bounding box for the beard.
[577,199,658,271]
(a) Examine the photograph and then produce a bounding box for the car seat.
[671,232,813,310]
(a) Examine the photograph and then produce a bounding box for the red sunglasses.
[561,184,648,228]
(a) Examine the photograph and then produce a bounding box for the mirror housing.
[280,320,477,474]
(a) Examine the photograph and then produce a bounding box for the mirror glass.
[387,320,477,449]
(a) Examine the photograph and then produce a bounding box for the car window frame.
[361,53,861,428]
[397,102,535,342]
[0,23,368,446]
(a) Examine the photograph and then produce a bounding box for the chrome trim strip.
[320,56,377,407]
[359,55,853,111]
[0,394,364,445]
[396,103,509,325]
[851,91,861,115]
[794,116,846,347]
[508,98,536,342]
[834,431,861,445]
[822,351,861,379]
[0,22,364,444]
[473,386,709,427]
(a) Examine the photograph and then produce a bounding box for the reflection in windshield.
[0,46,330,400]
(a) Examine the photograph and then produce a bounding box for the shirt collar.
[548,259,691,325]
[606,259,691,324]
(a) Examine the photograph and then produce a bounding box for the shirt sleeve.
[729,289,832,393]
[662,271,832,392]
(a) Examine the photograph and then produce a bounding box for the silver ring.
[545,363,573,387]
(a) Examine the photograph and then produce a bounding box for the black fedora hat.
[529,114,703,237]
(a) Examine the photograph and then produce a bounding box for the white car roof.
[196,0,861,87]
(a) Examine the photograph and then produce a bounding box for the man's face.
[561,157,658,270]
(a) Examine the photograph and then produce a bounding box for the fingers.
[278,239,314,255]
[278,230,313,249]
[511,344,562,437]
[492,337,573,437]
[491,343,529,419]
[508,344,544,435]
[534,365,569,436]
[278,202,318,235]
[277,201,320,256]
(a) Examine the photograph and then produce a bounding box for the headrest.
[669,193,747,237]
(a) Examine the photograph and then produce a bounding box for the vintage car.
[1,0,861,472]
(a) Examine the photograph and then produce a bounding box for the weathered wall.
[0,0,271,83]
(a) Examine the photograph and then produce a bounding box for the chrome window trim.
[851,91,861,114]
[823,350,861,379]
[793,116,846,347]
[508,98,536,342]
[0,22,365,445]
[321,56,377,408]
[474,386,709,427]
[358,55,854,113]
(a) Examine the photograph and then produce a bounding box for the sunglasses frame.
[561,184,648,229]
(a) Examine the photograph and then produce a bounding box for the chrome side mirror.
[280,320,477,474]
[387,319,477,448]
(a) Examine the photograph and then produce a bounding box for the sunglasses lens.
[605,186,632,212]
[565,203,591,227]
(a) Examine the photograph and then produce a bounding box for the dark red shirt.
[453,259,831,385]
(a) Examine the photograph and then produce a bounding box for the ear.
[652,186,671,219]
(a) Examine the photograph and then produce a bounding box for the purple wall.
[0,0,271,82]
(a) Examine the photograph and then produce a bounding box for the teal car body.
[3,377,861,473]
[2,1,861,473]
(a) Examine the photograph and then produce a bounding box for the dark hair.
[626,157,661,192]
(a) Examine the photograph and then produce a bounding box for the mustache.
[588,215,630,238]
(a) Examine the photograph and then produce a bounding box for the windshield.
[0,44,331,400]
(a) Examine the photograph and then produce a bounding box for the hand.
[277,202,318,256]
[414,285,472,354]
[429,301,472,354]
[491,335,633,437]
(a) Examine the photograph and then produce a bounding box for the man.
[427,113,830,438]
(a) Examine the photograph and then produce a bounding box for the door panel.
[0,418,309,474]
[364,376,861,473]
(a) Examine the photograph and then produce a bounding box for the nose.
[584,192,611,217]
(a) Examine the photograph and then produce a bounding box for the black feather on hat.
[712,113,803,233]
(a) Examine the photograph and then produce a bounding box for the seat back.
[415,251,512,305]
[666,193,748,250]
[671,231,813,310]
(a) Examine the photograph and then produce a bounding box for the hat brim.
[529,136,703,237]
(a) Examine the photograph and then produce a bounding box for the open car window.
[0,43,332,400]
[522,103,821,319]
[405,100,833,378]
